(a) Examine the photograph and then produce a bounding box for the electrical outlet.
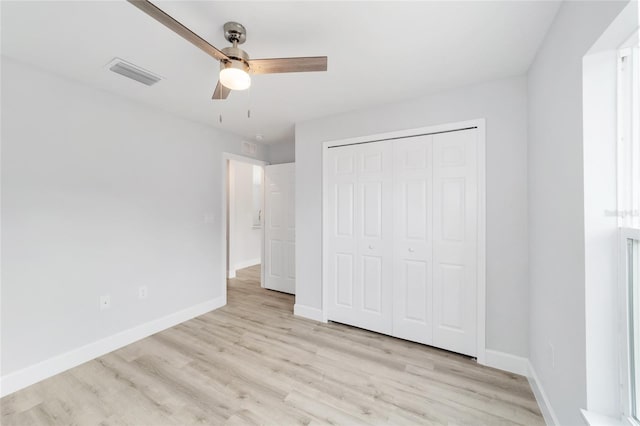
[549,342,555,369]
[100,295,111,310]
[138,286,148,300]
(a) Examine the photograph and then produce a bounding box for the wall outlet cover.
[138,286,148,300]
[99,295,111,310]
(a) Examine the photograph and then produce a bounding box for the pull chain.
[247,86,251,119]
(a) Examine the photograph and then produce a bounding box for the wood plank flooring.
[1,265,544,425]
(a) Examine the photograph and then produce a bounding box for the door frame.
[221,153,268,304]
[320,118,487,364]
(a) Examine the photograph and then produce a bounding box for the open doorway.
[221,154,296,307]
[223,154,266,296]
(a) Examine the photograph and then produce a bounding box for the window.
[623,228,640,424]
[620,30,640,425]
[617,34,640,229]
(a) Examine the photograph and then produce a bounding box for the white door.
[432,129,478,356]
[264,163,296,294]
[327,141,394,334]
[325,128,479,357]
[392,135,434,345]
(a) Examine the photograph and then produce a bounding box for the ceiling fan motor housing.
[221,46,250,73]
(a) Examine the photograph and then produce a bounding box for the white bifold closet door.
[392,135,434,345]
[264,163,296,294]
[432,130,478,356]
[327,128,478,356]
[326,142,394,334]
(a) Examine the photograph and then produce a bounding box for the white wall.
[268,141,295,165]
[527,1,629,424]
[295,76,529,358]
[228,160,262,275]
[0,58,267,379]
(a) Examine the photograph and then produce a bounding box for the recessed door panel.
[269,240,282,278]
[362,152,383,173]
[439,263,464,330]
[336,253,354,307]
[336,183,354,237]
[336,155,354,175]
[269,190,282,230]
[405,180,428,240]
[405,260,429,322]
[286,242,296,279]
[362,256,382,313]
[441,178,465,242]
[362,182,382,238]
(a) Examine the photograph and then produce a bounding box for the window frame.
[620,227,640,425]
[619,28,640,424]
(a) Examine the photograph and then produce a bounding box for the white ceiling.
[1,1,561,144]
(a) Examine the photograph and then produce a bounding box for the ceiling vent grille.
[107,58,162,86]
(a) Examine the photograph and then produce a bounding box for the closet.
[325,127,479,357]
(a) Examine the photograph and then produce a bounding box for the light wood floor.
[1,265,544,425]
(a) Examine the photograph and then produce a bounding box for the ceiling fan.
[127,0,328,100]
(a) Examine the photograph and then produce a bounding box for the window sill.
[581,409,628,426]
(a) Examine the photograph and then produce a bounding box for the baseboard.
[293,304,324,322]
[528,360,560,426]
[0,296,225,398]
[484,349,529,376]
[233,258,261,271]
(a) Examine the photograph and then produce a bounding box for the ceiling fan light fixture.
[220,60,251,91]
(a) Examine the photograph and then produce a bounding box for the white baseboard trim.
[528,360,560,426]
[293,304,324,322]
[228,259,261,279]
[233,258,261,271]
[0,296,225,398]
[483,349,529,376]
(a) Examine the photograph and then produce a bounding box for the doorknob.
[368,245,374,249]
[408,248,414,253]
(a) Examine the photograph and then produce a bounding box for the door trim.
[320,119,486,364]
[221,153,268,305]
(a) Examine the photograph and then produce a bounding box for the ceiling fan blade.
[212,81,231,100]
[127,0,229,62]
[249,57,327,75]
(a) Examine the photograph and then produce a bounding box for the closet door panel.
[392,135,434,345]
[328,146,359,318]
[327,142,393,335]
[432,129,478,356]
[355,141,393,333]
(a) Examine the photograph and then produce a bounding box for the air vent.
[107,58,162,86]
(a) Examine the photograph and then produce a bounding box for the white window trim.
[620,227,640,425]
[617,32,640,230]
[618,29,640,426]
